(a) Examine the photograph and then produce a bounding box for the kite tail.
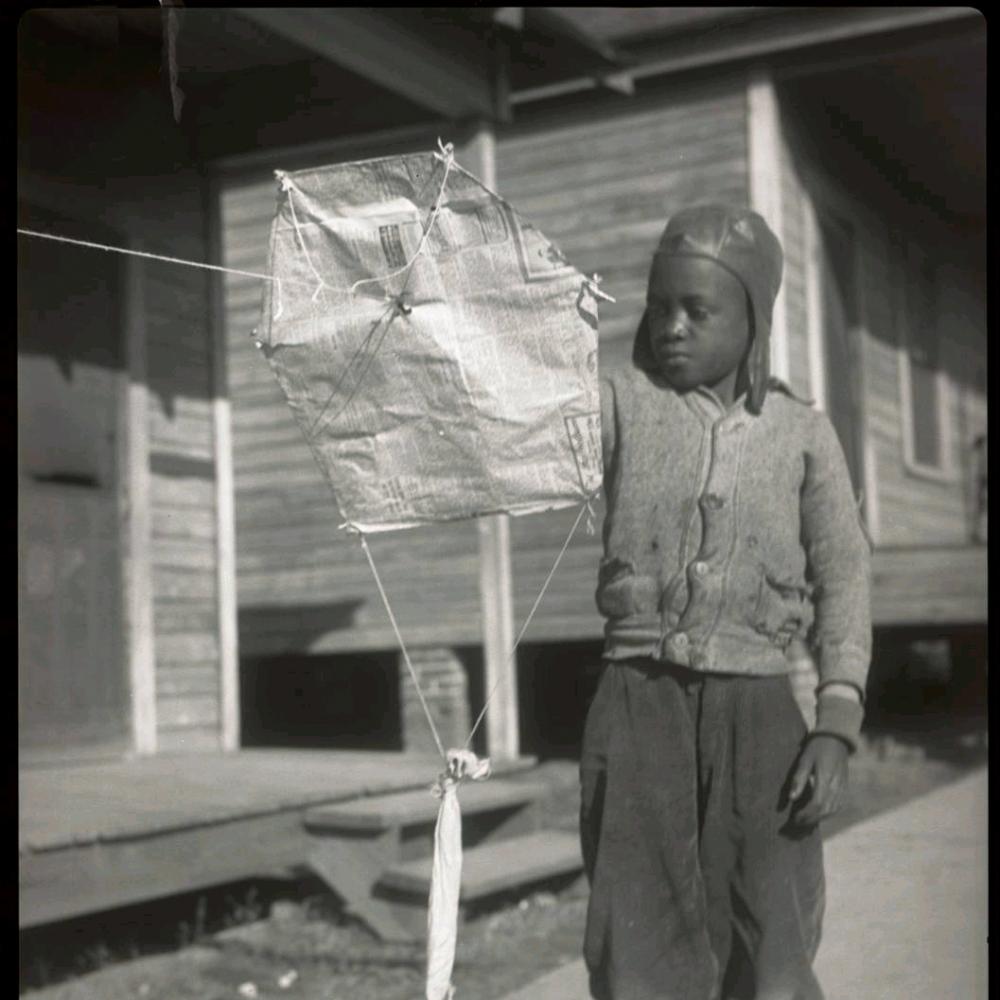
[426,781,460,1000]
[426,750,491,1000]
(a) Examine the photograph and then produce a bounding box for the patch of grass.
[19,876,332,994]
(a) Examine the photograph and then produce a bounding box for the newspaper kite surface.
[256,146,604,533]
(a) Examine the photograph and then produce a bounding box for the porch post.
[459,120,520,762]
[746,65,790,383]
[206,177,241,752]
[122,252,157,754]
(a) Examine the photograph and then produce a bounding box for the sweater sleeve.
[801,412,873,749]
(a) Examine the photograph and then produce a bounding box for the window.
[897,242,953,479]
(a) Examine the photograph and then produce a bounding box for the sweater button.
[692,561,708,576]
[702,493,724,510]
[673,632,689,648]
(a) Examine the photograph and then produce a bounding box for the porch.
[18,748,535,929]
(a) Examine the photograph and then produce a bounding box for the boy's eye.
[689,308,709,321]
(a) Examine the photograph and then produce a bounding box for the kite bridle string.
[358,533,447,760]
[353,497,595,762]
[464,499,592,750]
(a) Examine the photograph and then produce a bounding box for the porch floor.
[19,749,533,929]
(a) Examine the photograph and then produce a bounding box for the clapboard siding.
[498,77,750,640]
[153,567,218,602]
[156,665,221,699]
[154,605,219,635]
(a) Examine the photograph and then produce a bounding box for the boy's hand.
[787,734,849,827]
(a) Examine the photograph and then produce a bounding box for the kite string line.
[464,497,594,750]
[358,533,447,761]
[15,228,319,287]
[16,135,457,307]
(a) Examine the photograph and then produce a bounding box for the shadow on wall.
[237,603,394,752]
[20,12,212,421]
[237,600,367,660]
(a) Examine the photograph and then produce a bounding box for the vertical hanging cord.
[464,498,593,750]
[358,534,447,761]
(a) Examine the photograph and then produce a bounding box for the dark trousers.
[580,659,825,1000]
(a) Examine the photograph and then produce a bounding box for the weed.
[219,886,264,931]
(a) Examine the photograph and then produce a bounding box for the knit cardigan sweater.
[597,366,872,747]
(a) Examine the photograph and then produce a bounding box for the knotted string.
[274,137,456,304]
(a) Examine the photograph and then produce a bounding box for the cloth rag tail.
[425,750,491,1000]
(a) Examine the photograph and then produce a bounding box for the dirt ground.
[21,724,987,1000]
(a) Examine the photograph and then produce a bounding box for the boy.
[581,204,872,1000]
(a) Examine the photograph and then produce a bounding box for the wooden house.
[19,6,986,771]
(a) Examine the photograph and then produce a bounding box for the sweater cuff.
[813,693,865,752]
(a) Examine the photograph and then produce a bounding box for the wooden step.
[378,829,583,902]
[305,779,547,833]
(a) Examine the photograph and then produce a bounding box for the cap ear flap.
[631,309,658,372]
[745,300,771,414]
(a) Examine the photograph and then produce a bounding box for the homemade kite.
[256,140,608,1000]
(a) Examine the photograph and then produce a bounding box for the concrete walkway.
[502,767,988,1000]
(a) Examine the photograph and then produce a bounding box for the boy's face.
[646,255,750,400]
